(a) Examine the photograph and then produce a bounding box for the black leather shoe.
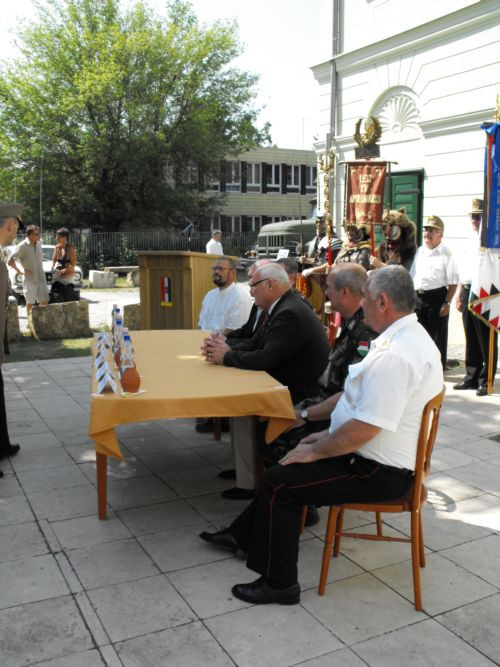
[218,468,236,480]
[0,444,20,460]
[304,506,320,527]
[222,487,255,500]
[476,386,488,396]
[232,578,300,605]
[453,380,478,390]
[199,528,241,554]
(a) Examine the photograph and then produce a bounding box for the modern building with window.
[205,146,317,233]
[311,0,499,254]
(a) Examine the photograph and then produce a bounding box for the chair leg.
[299,506,308,534]
[319,507,340,595]
[376,512,383,536]
[410,509,423,611]
[333,508,344,557]
[418,511,426,568]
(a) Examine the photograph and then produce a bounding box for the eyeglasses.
[423,228,440,235]
[212,265,230,271]
[248,278,268,289]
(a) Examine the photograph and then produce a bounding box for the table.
[89,330,296,519]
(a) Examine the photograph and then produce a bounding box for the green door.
[384,171,424,243]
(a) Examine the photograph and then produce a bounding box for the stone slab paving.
[0,354,499,666]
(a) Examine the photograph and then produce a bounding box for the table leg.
[96,452,108,520]
[213,417,222,441]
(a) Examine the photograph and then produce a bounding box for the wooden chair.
[316,387,445,611]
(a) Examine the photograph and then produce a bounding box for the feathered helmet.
[382,208,416,243]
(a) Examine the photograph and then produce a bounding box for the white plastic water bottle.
[113,319,123,366]
[112,307,121,343]
[120,333,135,372]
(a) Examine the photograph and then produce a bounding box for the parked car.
[6,244,83,305]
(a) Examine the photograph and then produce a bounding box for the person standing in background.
[206,229,224,255]
[454,199,497,396]
[0,203,24,471]
[8,224,49,316]
[410,215,458,369]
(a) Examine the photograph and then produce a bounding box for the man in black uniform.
[454,199,497,395]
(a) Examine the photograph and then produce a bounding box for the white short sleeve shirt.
[329,314,443,470]
[206,239,224,255]
[410,242,458,291]
[198,283,253,332]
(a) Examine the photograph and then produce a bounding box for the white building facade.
[311,0,500,253]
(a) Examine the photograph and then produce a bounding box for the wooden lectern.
[138,251,234,330]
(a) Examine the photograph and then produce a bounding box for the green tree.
[0,0,269,230]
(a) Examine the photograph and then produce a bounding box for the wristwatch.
[300,408,310,422]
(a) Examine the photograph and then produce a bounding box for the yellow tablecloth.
[89,330,296,459]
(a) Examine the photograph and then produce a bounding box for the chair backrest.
[411,387,446,508]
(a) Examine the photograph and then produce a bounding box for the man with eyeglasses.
[410,215,458,369]
[8,224,49,316]
[203,262,329,498]
[198,256,252,334]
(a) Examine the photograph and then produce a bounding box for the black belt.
[352,454,413,477]
[415,287,446,296]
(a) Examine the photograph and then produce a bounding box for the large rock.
[7,297,21,340]
[29,301,92,340]
[89,270,117,288]
[123,303,140,331]
[127,269,140,287]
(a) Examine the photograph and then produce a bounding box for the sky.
[0,0,330,150]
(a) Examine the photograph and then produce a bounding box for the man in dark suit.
[203,263,329,498]
[0,203,24,473]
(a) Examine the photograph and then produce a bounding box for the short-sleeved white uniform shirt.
[329,314,443,470]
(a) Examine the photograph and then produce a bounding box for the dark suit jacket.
[223,290,330,403]
[226,304,260,343]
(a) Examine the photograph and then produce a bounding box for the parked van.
[256,219,317,258]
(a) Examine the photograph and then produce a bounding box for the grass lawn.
[7,336,93,363]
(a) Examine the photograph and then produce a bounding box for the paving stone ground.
[1,321,499,666]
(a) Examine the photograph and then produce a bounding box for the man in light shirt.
[206,229,224,255]
[200,266,443,605]
[8,224,49,316]
[198,257,252,334]
[410,215,458,369]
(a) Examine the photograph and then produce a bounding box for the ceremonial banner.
[481,122,500,249]
[469,248,500,333]
[468,122,500,333]
[345,162,387,226]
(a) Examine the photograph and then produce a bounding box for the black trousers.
[0,368,12,450]
[415,287,448,368]
[462,288,498,387]
[229,454,413,587]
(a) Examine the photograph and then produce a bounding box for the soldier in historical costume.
[335,222,372,270]
[370,208,418,271]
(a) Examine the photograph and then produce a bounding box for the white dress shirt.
[410,242,458,291]
[329,314,443,470]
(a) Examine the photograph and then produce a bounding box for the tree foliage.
[0,0,269,230]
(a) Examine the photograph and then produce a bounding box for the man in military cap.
[454,199,497,395]
[410,215,458,369]
[0,203,23,471]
